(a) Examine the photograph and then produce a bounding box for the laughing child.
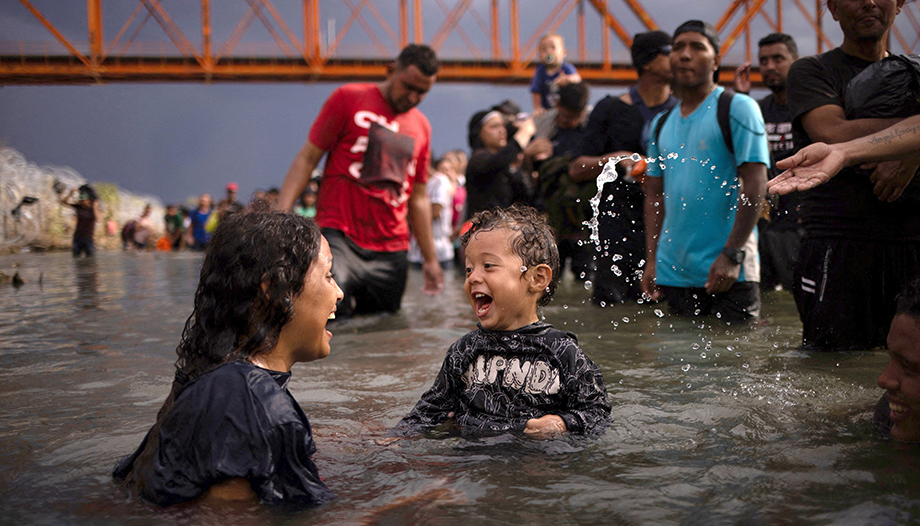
[397,205,610,435]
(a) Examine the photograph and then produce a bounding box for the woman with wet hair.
[114,207,343,509]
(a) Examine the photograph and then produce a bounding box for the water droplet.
[583,280,593,290]
[621,317,630,323]
[700,352,707,359]
[691,343,700,349]
[681,364,691,372]
[654,309,664,317]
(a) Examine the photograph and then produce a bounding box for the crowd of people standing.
[106,0,920,512]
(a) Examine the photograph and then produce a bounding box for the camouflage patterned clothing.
[398,322,610,434]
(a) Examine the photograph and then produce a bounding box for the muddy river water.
[0,250,918,525]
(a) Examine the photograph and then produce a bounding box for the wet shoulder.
[182,362,304,428]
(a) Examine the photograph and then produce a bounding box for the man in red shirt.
[279,44,443,317]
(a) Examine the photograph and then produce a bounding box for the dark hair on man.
[896,278,920,318]
[117,208,323,494]
[758,32,799,59]
[397,43,440,76]
[558,82,589,113]
[461,204,560,306]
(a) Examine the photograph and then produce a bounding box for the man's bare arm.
[279,140,326,211]
[407,182,444,294]
[771,115,920,195]
[799,104,902,145]
[705,162,766,294]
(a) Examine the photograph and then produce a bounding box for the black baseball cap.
[631,30,672,71]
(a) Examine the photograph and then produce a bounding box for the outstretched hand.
[768,142,847,195]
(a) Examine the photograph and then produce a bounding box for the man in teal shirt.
[642,20,769,323]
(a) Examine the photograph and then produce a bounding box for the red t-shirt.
[309,83,431,252]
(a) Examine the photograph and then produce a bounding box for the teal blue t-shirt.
[646,87,769,288]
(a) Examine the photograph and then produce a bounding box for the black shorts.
[323,228,409,318]
[794,237,920,350]
[758,222,803,291]
[660,281,761,324]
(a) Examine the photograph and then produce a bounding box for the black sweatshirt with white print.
[397,321,611,434]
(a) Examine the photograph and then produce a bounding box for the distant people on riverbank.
[131,204,154,250]
[397,205,610,436]
[163,204,184,250]
[187,193,213,251]
[59,184,100,258]
[218,182,244,219]
[113,209,341,508]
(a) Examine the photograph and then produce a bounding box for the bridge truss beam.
[1,0,917,86]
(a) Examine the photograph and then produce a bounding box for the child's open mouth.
[473,292,493,317]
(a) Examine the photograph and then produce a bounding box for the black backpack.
[535,154,598,240]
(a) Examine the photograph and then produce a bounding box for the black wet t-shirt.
[113,361,335,508]
[397,321,611,435]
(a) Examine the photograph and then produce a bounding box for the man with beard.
[278,44,444,318]
[735,33,802,291]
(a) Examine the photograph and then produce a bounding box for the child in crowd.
[409,155,457,269]
[113,208,342,509]
[530,33,581,116]
[397,205,610,435]
[294,179,320,218]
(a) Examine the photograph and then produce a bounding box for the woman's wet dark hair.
[461,204,560,306]
[118,206,323,493]
[176,205,322,379]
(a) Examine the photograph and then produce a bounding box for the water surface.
[0,251,917,525]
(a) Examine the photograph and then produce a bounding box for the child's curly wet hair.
[461,204,561,306]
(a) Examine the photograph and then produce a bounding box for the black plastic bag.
[845,54,920,119]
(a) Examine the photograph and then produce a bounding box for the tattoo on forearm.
[868,124,920,145]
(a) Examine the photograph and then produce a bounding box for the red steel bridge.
[1,0,919,86]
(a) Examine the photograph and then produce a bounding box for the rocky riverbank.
[0,147,165,254]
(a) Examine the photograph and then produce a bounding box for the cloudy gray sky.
[0,0,889,204]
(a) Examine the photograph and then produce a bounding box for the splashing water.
[585,153,641,246]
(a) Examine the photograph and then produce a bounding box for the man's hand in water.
[769,142,846,195]
[422,258,444,295]
[524,414,567,436]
